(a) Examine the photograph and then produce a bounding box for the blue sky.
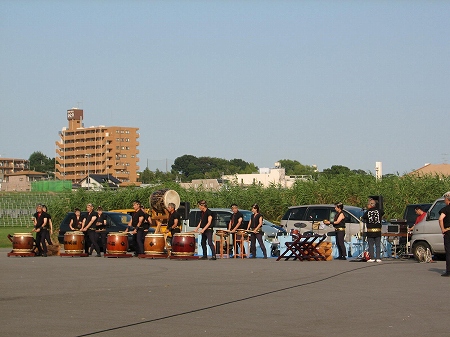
[1,1,449,175]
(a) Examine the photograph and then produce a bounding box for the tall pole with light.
[86,154,91,190]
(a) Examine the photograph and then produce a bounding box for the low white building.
[222,167,309,188]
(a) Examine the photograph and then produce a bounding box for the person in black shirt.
[362,199,385,262]
[96,206,108,254]
[439,192,450,277]
[42,205,53,246]
[324,202,347,260]
[32,204,48,256]
[247,204,267,259]
[194,200,216,260]
[82,203,100,257]
[167,203,181,246]
[130,200,145,256]
[228,204,245,257]
[69,208,84,231]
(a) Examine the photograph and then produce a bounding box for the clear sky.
[1,1,449,175]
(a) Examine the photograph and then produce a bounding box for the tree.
[278,159,317,176]
[29,151,54,175]
[322,165,352,175]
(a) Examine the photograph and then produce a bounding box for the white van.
[410,197,446,259]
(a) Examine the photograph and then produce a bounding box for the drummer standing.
[82,203,101,257]
[167,203,181,245]
[32,204,48,257]
[130,200,145,256]
[96,206,108,254]
[323,202,347,260]
[228,204,245,256]
[247,204,267,259]
[195,200,216,260]
[69,208,84,231]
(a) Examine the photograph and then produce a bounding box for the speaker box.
[178,201,190,220]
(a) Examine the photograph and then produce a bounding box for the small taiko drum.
[149,189,180,213]
[12,233,34,253]
[216,230,229,237]
[107,232,129,254]
[144,234,166,255]
[64,231,85,254]
[291,229,300,240]
[171,233,196,256]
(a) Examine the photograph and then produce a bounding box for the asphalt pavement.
[1,248,449,337]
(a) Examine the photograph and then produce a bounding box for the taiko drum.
[12,233,34,253]
[106,232,129,254]
[64,231,85,254]
[171,233,196,256]
[144,234,166,255]
[149,189,180,213]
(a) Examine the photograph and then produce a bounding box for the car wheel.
[412,242,432,262]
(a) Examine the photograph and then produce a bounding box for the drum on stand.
[144,233,166,255]
[235,229,249,238]
[12,233,34,253]
[216,230,229,237]
[106,232,129,254]
[64,231,85,254]
[149,189,180,213]
[171,233,196,256]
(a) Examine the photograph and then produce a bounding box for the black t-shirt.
[33,212,46,229]
[41,212,51,230]
[333,211,346,229]
[439,205,450,229]
[249,213,263,229]
[85,211,98,230]
[230,211,245,229]
[132,209,146,229]
[362,207,384,237]
[96,213,108,230]
[71,214,84,230]
[199,208,214,229]
[168,210,181,229]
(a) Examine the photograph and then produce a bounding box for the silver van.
[410,197,446,259]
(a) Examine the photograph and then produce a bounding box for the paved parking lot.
[1,249,449,337]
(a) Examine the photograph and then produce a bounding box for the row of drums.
[63,231,196,256]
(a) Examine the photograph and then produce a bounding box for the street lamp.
[86,154,91,190]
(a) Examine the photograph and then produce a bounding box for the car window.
[189,211,200,226]
[282,207,307,221]
[215,211,231,228]
[429,200,446,220]
[107,213,131,226]
[305,208,329,222]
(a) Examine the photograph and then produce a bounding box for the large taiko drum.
[107,232,129,254]
[149,189,180,213]
[144,234,166,255]
[64,231,85,254]
[12,233,34,253]
[171,233,196,256]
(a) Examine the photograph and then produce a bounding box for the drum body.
[236,229,249,239]
[144,234,166,255]
[64,231,85,254]
[12,233,34,253]
[106,232,129,254]
[149,189,180,213]
[171,233,196,256]
[216,230,229,237]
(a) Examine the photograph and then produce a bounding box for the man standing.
[82,203,100,257]
[439,192,450,277]
[130,200,145,256]
[228,204,244,257]
[247,204,267,259]
[167,202,181,246]
[194,200,216,260]
[32,204,48,257]
[362,199,385,262]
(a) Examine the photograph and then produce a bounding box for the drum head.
[163,190,180,209]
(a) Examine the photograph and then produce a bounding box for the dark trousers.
[336,230,346,258]
[444,232,450,272]
[136,229,145,255]
[250,232,267,258]
[88,230,100,255]
[35,231,43,255]
[201,229,215,257]
[367,236,381,259]
[98,231,107,253]
[40,229,48,254]
[84,232,91,254]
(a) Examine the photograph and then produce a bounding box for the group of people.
[194,200,268,260]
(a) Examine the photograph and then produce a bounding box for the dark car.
[58,211,137,251]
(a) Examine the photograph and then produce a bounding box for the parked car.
[402,203,433,227]
[410,197,446,259]
[280,204,366,239]
[187,208,286,240]
[58,211,138,251]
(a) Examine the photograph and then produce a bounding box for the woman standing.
[324,203,347,260]
[96,206,108,254]
[247,204,267,259]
